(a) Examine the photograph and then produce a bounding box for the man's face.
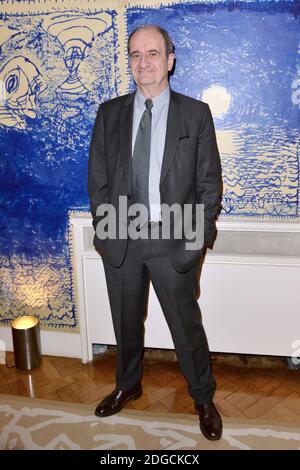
[129,27,174,93]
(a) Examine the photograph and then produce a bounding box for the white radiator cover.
[70,215,300,363]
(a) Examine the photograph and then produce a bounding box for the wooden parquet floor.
[1,350,300,423]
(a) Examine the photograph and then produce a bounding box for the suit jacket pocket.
[176,135,197,167]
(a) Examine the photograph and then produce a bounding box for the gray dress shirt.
[132,86,170,221]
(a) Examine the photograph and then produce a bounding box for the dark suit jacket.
[88,89,222,273]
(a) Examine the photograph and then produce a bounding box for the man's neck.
[137,82,169,100]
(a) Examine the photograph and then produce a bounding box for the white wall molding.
[217,219,300,233]
[0,327,81,359]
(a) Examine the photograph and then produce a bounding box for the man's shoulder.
[172,90,208,112]
[99,92,134,111]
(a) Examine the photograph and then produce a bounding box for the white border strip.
[0,327,82,358]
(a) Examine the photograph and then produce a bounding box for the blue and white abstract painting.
[0,7,118,328]
[128,0,300,218]
[0,0,299,329]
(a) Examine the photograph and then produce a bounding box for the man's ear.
[168,53,175,71]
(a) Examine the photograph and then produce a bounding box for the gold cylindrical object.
[11,316,41,370]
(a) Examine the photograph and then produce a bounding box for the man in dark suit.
[88,24,223,440]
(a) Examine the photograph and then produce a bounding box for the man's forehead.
[130,28,164,48]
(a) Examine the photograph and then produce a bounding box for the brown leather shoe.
[95,383,142,417]
[196,401,223,441]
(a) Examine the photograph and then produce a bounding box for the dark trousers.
[102,224,216,405]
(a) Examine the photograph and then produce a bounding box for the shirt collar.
[135,85,170,111]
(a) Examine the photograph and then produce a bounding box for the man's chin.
[136,80,156,88]
[138,79,154,84]
[136,72,155,81]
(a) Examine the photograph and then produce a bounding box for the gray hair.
[127,25,174,57]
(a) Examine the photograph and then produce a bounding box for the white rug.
[1,394,300,450]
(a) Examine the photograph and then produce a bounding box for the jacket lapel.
[120,91,135,194]
[159,89,182,188]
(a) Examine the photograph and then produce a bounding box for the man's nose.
[138,54,149,68]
